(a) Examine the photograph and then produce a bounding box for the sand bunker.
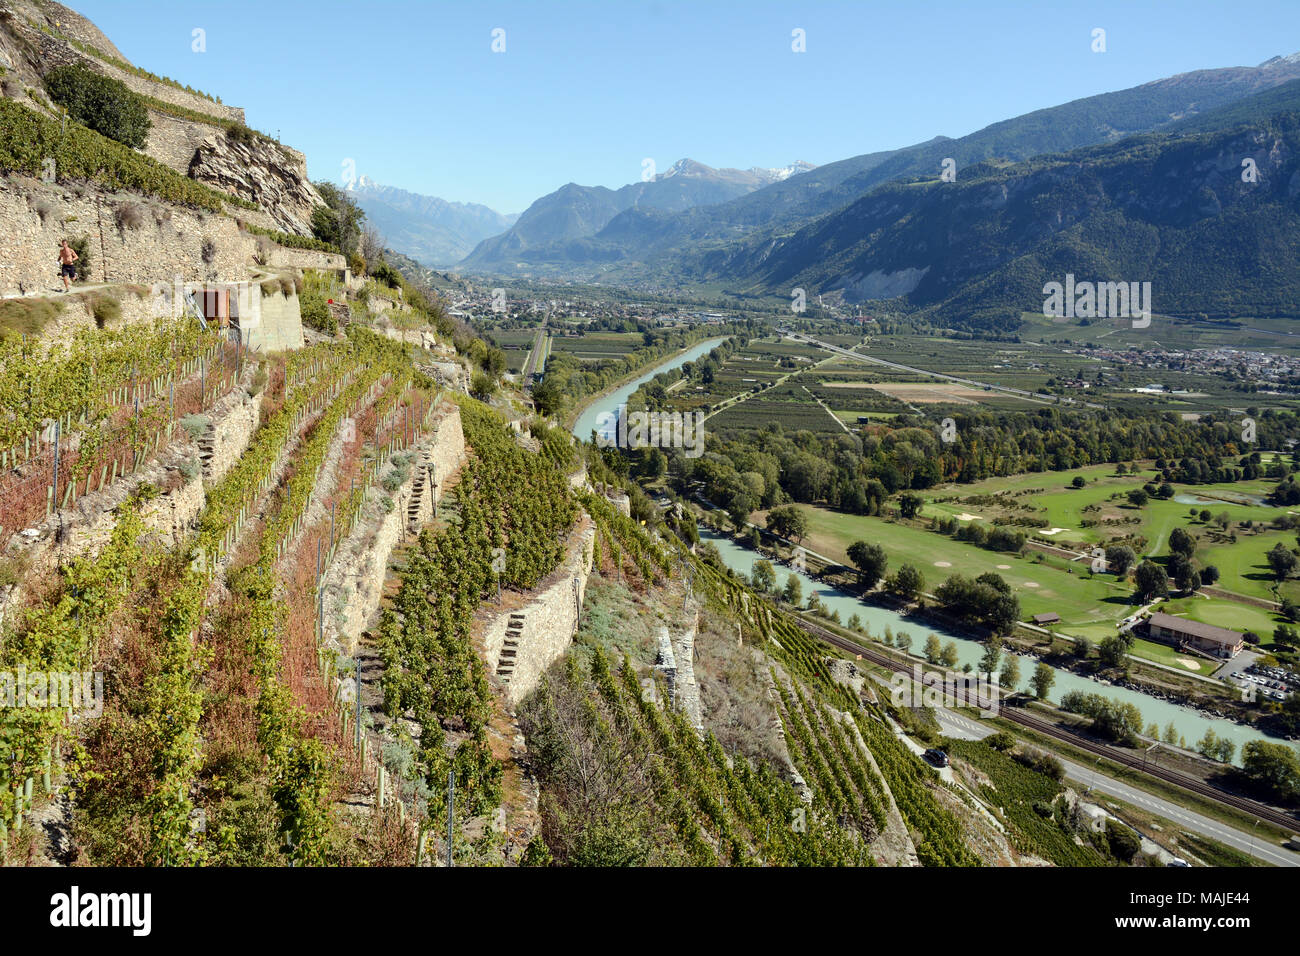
[996,564,1012,570]
[1038,528,1070,536]
[954,512,982,521]
[1175,657,1203,671]
[933,561,953,568]
[1023,581,1041,588]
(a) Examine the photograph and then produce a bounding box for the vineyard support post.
[354,658,362,751]
[446,769,455,868]
[51,419,60,510]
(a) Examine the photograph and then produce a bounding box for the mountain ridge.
[456,54,1300,280]
[693,79,1300,329]
[346,176,518,267]
[459,157,818,270]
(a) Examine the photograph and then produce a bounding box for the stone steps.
[196,430,216,478]
[405,455,437,532]
[497,613,526,684]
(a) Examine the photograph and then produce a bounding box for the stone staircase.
[405,453,437,533]
[654,627,678,706]
[496,612,525,685]
[196,423,216,479]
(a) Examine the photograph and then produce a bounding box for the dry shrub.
[253,236,273,266]
[113,201,145,231]
[88,293,121,327]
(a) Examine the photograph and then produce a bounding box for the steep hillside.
[0,0,321,236]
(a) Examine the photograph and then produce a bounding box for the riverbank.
[567,334,732,440]
[692,497,1279,731]
[690,518,1293,762]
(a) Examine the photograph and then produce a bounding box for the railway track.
[791,614,1300,835]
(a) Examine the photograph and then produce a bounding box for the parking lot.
[1225,655,1298,702]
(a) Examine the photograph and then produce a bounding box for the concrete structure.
[1146,612,1245,658]
[240,286,305,352]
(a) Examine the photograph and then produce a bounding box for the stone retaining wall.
[203,375,261,484]
[319,402,466,657]
[266,245,348,272]
[0,174,255,295]
[144,108,221,174]
[483,515,595,706]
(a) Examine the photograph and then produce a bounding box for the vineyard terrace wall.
[0,363,260,630]
[320,403,466,658]
[483,516,596,706]
[0,174,257,296]
[201,366,263,483]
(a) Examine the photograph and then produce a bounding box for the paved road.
[521,316,548,385]
[932,706,1299,867]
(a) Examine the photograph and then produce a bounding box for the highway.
[521,316,548,385]
[933,708,1299,867]
[792,613,1300,866]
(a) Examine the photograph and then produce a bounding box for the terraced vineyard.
[685,549,983,866]
[377,402,579,840]
[523,642,866,865]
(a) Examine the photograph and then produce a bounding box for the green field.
[1127,637,1214,674]
[759,498,1293,642]
[1157,596,1281,639]
[549,331,648,361]
[759,505,1135,630]
[921,465,1300,605]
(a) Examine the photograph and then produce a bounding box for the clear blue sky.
[74,0,1300,213]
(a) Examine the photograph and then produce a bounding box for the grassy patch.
[768,503,1135,629]
[85,293,121,327]
[0,298,63,341]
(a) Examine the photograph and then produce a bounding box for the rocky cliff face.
[0,0,320,237]
[189,133,324,236]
